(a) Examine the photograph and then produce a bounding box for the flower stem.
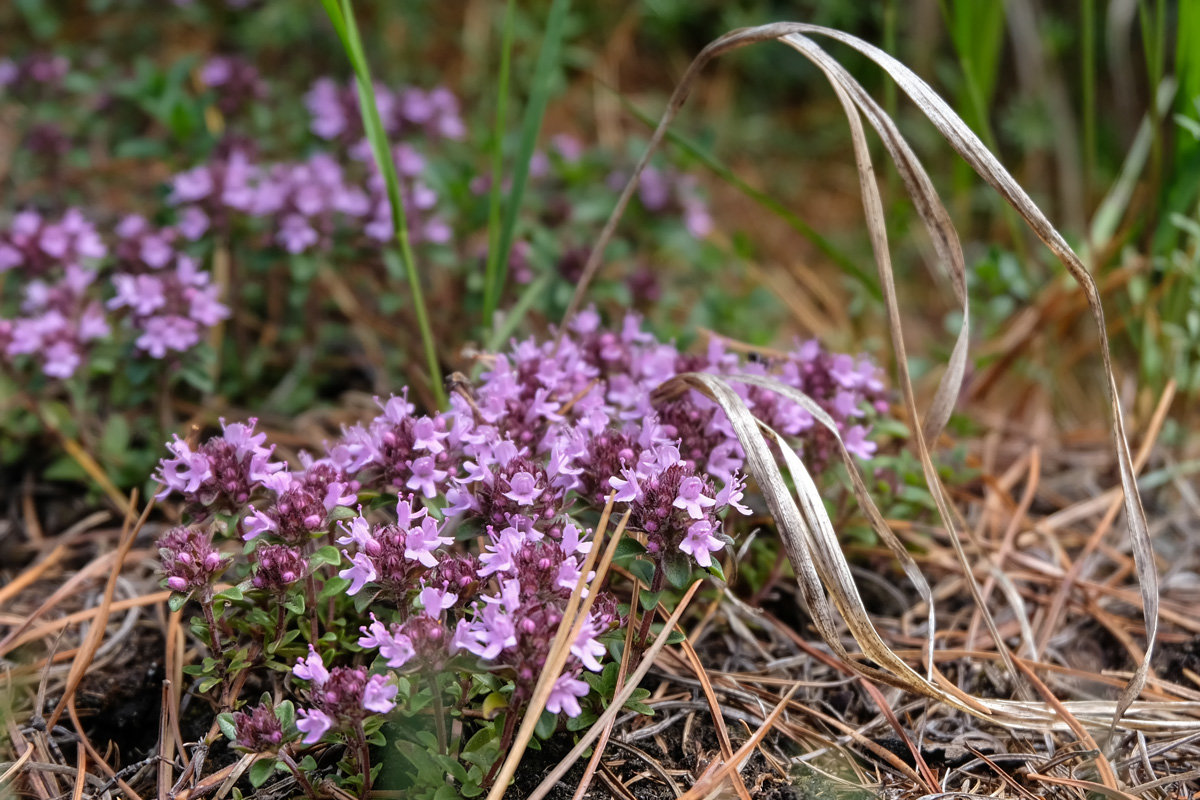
[427,670,447,755]
[278,750,319,800]
[355,728,374,795]
[634,562,666,651]
[482,707,519,789]
[200,587,225,657]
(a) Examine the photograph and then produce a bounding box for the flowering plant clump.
[0,208,227,381]
[0,47,739,489]
[156,312,888,796]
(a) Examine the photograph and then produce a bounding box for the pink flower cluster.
[155,417,282,512]
[161,75,465,255]
[0,208,228,378]
[0,209,110,378]
[0,53,70,98]
[158,313,889,736]
[198,55,267,116]
[291,647,397,744]
[158,526,230,594]
[107,215,229,357]
[305,77,466,150]
[167,143,450,254]
[627,165,713,239]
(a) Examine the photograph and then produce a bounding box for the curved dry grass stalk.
[562,22,1185,738]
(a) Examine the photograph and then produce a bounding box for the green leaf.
[274,700,296,734]
[309,545,343,569]
[460,724,499,767]
[215,585,244,603]
[707,560,726,582]
[248,758,277,788]
[320,0,445,409]
[319,576,351,599]
[565,709,598,731]
[168,593,188,612]
[43,456,88,483]
[534,709,557,740]
[98,415,131,464]
[622,688,654,715]
[662,552,692,589]
[638,590,661,612]
[326,505,358,522]
[283,593,306,616]
[15,0,61,39]
[482,691,507,719]
[198,676,221,694]
[482,0,573,325]
[628,558,655,586]
[216,712,238,742]
[614,537,647,559]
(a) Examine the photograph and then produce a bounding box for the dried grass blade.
[1038,378,1174,652]
[778,22,1158,729]
[571,580,641,800]
[663,371,988,716]
[46,492,150,731]
[676,636,753,800]
[776,31,1025,693]
[0,744,34,787]
[70,738,86,800]
[675,683,799,800]
[66,695,144,800]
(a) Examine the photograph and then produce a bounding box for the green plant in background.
[0,0,746,496]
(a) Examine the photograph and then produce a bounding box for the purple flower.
[292,646,330,685]
[404,515,451,566]
[418,583,458,618]
[362,675,398,713]
[155,417,281,511]
[232,704,285,751]
[251,544,307,592]
[295,664,396,740]
[199,55,267,116]
[359,614,415,668]
[158,526,229,593]
[502,471,543,505]
[335,504,445,599]
[679,519,724,568]
[339,551,378,595]
[545,672,589,718]
[843,425,877,460]
[406,456,447,498]
[673,475,715,519]
[295,708,333,744]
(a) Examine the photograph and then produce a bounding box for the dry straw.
[561,22,1200,739]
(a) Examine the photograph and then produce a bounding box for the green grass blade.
[485,273,552,354]
[322,0,446,409]
[481,0,517,331]
[1174,0,1200,171]
[481,0,572,328]
[1081,0,1097,212]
